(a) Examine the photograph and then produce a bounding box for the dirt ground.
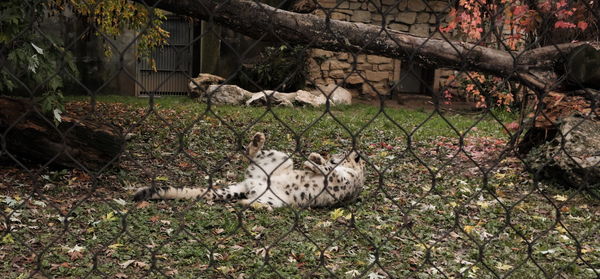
[353,93,480,113]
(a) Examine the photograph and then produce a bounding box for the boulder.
[526,116,600,192]
[312,84,353,105]
[188,73,225,98]
[295,90,327,107]
[205,85,253,105]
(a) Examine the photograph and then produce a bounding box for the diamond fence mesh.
[1,0,599,278]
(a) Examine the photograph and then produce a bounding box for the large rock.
[312,84,353,105]
[188,73,225,98]
[205,85,253,105]
[295,90,327,107]
[526,116,600,190]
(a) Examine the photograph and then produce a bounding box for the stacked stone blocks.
[307,0,450,97]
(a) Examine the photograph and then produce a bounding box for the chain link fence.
[1,0,599,278]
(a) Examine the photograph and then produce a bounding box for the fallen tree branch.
[132,0,595,93]
[0,97,124,171]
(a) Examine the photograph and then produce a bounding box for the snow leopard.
[133,132,365,209]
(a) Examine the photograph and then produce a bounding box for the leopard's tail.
[132,186,206,201]
[132,185,248,202]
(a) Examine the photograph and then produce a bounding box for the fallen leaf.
[2,233,14,244]
[217,266,233,273]
[165,269,178,276]
[464,225,476,233]
[133,261,149,269]
[553,195,568,202]
[555,225,567,234]
[68,251,84,261]
[476,201,490,209]
[155,176,169,181]
[136,201,150,209]
[346,269,360,277]
[505,122,520,132]
[113,198,127,206]
[103,212,118,222]
[318,220,335,230]
[66,245,85,253]
[108,243,123,250]
[414,243,427,250]
[367,271,385,279]
[540,248,557,255]
[178,161,192,168]
[496,262,513,271]
[120,260,135,269]
[330,208,345,220]
[50,262,71,270]
[255,248,267,257]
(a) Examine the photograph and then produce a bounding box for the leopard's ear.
[252,132,265,147]
[353,152,361,163]
[328,155,335,164]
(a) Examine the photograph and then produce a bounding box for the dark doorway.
[396,62,435,95]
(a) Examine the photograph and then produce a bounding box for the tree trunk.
[132,0,597,93]
[0,97,124,171]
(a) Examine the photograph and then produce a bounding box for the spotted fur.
[133,132,365,209]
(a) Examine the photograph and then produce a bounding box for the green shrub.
[235,45,307,92]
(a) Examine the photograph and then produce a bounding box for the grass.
[1,95,598,278]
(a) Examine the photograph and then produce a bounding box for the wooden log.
[0,97,124,171]
[132,0,598,94]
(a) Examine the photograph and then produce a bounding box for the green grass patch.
[2,96,598,278]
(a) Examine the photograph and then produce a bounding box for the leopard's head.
[330,151,365,180]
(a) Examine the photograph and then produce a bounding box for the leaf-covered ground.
[1,96,599,279]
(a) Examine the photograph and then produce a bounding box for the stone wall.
[307,0,450,97]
